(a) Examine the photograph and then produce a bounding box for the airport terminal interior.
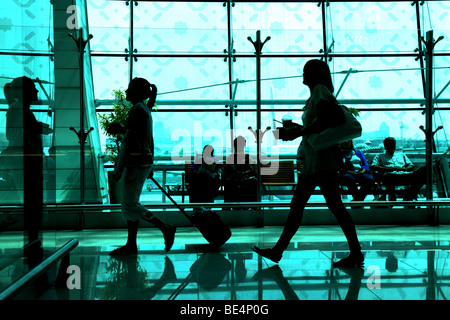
[1,0,450,302]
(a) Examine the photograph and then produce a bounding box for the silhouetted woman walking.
[252,60,364,268]
[110,77,175,256]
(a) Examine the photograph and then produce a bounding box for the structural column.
[248,31,270,205]
[420,30,444,225]
[51,0,106,205]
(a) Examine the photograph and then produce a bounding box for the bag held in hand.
[308,104,362,151]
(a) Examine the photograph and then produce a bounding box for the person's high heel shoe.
[332,252,364,268]
[251,246,282,263]
[163,226,176,252]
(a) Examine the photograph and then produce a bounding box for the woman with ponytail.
[110,77,176,256]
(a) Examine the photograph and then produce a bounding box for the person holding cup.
[252,59,364,268]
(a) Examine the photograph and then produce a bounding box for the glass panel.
[435,56,450,99]
[87,0,130,54]
[232,2,323,54]
[0,64,54,208]
[91,56,129,100]
[233,57,309,101]
[356,109,426,145]
[0,0,53,53]
[133,57,230,101]
[420,1,450,54]
[0,0,55,251]
[0,52,54,102]
[152,110,232,162]
[328,2,418,54]
[133,2,227,54]
[433,108,450,153]
[331,57,424,100]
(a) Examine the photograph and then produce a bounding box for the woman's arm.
[281,99,345,140]
[25,110,53,135]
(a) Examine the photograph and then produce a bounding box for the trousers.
[381,166,426,201]
[340,172,375,201]
[121,165,153,222]
[274,170,361,254]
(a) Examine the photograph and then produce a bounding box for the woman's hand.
[278,123,304,141]
[107,122,126,135]
[41,123,53,135]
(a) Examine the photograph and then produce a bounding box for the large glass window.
[85,1,450,203]
[329,2,418,54]
[232,2,323,54]
[86,0,130,54]
[134,2,228,54]
[134,57,230,101]
[0,0,55,205]
[331,57,424,100]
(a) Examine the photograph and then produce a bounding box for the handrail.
[0,238,79,300]
[1,200,450,213]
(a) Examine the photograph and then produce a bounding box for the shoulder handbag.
[307,105,362,151]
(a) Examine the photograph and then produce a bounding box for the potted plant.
[98,89,132,164]
[98,89,132,203]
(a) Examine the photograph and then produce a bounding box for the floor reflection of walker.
[2,225,449,301]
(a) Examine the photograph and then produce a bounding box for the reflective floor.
[2,225,450,301]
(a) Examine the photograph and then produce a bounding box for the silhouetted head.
[203,145,214,158]
[384,137,396,155]
[233,136,246,153]
[385,256,398,272]
[340,140,354,152]
[201,145,216,165]
[126,77,157,107]
[302,59,334,93]
[3,76,38,107]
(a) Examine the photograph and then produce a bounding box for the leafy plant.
[100,257,151,300]
[348,107,360,117]
[98,89,132,163]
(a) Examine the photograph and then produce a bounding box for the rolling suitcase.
[168,252,232,300]
[150,177,232,248]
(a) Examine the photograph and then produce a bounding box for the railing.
[0,238,79,300]
[1,200,450,212]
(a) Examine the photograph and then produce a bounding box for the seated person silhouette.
[371,137,426,202]
[189,145,222,203]
[223,136,257,203]
[339,140,375,201]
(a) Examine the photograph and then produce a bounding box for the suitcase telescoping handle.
[150,177,194,223]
